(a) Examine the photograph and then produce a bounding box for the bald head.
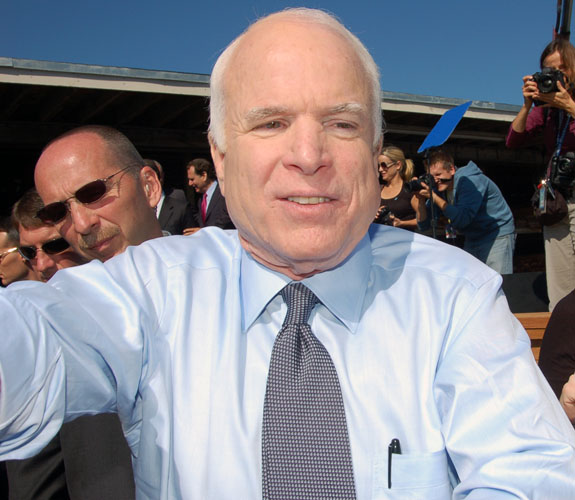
[34,126,163,262]
[209,8,382,152]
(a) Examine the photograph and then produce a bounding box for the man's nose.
[69,202,98,235]
[287,120,329,174]
[35,251,57,275]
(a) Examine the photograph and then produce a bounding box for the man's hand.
[415,181,448,212]
[560,373,575,423]
[413,184,429,223]
[415,181,431,200]
[183,227,201,236]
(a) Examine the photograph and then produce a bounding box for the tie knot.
[280,283,319,326]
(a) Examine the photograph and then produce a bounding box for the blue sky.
[1,1,572,105]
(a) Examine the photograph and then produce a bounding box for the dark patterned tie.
[261,283,357,499]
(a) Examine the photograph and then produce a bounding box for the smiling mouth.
[287,196,331,205]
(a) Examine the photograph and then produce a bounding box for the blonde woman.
[374,145,418,230]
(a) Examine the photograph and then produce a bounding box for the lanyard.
[546,110,572,181]
[555,110,571,157]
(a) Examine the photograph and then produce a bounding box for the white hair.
[208,7,383,151]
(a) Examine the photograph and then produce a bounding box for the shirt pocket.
[372,449,452,500]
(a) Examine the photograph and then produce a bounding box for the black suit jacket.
[158,188,196,235]
[196,183,235,230]
[4,414,135,500]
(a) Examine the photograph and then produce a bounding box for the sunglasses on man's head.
[36,166,135,224]
[18,238,71,261]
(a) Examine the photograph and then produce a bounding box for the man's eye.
[260,121,282,130]
[335,122,355,129]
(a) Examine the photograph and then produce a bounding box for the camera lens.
[539,77,555,93]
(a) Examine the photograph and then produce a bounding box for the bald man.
[1,9,575,499]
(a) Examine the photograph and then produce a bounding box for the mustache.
[78,226,121,251]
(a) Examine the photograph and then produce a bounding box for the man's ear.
[209,132,225,196]
[373,137,383,174]
[140,166,162,208]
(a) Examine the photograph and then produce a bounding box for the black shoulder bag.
[532,111,570,226]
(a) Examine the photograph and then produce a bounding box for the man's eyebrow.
[244,107,289,122]
[326,102,366,115]
[243,103,367,122]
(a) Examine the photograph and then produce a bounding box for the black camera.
[374,206,392,225]
[405,173,434,193]
[532,67,565,93]
[551,152,575,190]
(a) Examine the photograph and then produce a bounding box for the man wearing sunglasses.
[0,217,37,286]
[34,125,163,263]
[3,126,163,499]
[415,149,516,275]
[12,189,87,283]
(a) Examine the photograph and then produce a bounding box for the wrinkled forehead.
[19,224,60,246]
[226,18,369,97]
[35,133,118,201]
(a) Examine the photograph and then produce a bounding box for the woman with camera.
[507,38,575,311]
[374,145,418,230]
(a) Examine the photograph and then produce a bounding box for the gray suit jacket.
[158,188,196,235]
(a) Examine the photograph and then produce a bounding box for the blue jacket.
[421,161,515,242]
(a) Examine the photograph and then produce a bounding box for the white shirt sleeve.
[0,287,65,459]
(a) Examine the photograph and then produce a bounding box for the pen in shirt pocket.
[388,438,402,489]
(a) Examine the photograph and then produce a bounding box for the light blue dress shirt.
[204,180,217,210]
[1,225,575,499]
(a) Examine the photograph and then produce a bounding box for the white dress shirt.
[1,225,574,499]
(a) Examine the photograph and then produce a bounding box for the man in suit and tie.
[144,159,196,235]
[185,158,234,233]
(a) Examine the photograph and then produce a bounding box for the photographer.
[507,38,575,311]
[373,145,418,230]
[415,150,515,274]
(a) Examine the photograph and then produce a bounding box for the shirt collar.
[240,232,372,333]
[156,191,166,215]
[205,180,217,205]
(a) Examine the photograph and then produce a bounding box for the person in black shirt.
[374,145,418,230]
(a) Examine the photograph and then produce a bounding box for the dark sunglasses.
[379,161,397,169]
[19,237,71,260]
[434,177,453,184]
[36,166,135,224]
